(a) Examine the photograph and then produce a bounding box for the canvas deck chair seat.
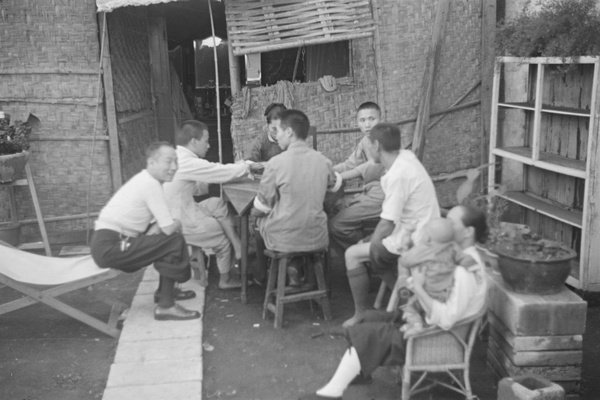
[0,240,126,337]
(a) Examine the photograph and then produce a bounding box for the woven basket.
[0,151,29,183]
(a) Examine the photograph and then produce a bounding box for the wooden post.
[411,0,450,160]
[98,12,122,191]
[480,0,497,184]
[371,0,386,119]
[208,0,223,165]
[148,14,175,143]
[228,39,241,96]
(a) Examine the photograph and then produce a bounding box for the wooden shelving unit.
[489,56,600,292]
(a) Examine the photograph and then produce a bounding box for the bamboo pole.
[412,0,450,160]
[231,32,373,56]
[208,0,223,165]
[370,0,386,118]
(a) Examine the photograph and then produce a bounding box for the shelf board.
[492,147,587,178]
[498,102,590,117]
[500,191,583,228]
[498,102,535,111]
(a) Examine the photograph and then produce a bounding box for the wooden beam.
[371,0,386,119]
[480,0,496,174]
[228,39,242,95]
[411,0,450,160]
[99,12,123,190]
[148,14,175,143]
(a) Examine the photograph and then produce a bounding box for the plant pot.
[0,151,29,183]
[494,240,577,295]
[476,244,500,272]
[0,221,21,246]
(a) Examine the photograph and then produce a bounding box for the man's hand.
[146,223,161,236]
[249,162,265,174]
[411,266,426,289]
[160,219,182,235]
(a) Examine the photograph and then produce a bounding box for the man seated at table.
[164,120,261,290]
[328,102,386,256]
[91,142,200,321]
[251,109,342,285]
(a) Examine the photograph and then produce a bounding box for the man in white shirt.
[90,142,200,321]
[343,123,440,327]
[164,120,259,289]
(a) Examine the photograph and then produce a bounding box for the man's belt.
[95,219,140,238]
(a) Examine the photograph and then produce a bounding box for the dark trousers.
[91,229,191,307]
[369,236,399,288]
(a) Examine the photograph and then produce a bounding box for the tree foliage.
[496,0,600,57]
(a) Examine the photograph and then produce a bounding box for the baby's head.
[423,218,455,244]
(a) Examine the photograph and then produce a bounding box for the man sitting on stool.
[90,142,200,321]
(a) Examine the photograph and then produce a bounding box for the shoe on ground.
[153,287,196,304]
[298,393,341,400]
[154,303,201,321]
[218,276,242,290]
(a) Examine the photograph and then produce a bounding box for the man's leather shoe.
[154,288,196,304]
[154,304,201,321]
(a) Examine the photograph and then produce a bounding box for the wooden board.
[489,326,582,366]
[487,270,587,336]
[488,311,583,351]
[488,337,582,381]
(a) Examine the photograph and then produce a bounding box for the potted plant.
[0,112,40,246]
[0,112,39,183]
[455,165,577,295]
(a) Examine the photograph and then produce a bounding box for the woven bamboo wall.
[0,0,113,240]
[108,8,157,181]
[231,0,484,208]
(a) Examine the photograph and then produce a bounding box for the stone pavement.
[102,267,206,400]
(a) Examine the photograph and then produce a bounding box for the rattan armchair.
[400,310,485,400]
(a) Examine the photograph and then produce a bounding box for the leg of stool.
[374,281,388,310]
[190,246,208,287]
[263,257,278,320]
[314,253,332,321]
[274,257,288,328]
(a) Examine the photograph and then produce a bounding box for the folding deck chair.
[0,240,127,337]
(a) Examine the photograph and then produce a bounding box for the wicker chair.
[400,310,485,400]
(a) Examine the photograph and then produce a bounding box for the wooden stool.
[262,248,331,328]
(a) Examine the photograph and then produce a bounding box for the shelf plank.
[501,191,583,228]
[498,102,590,117]
[492,147,587,178]
[498,102,535,111]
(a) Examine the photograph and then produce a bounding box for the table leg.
[240,213,249,304]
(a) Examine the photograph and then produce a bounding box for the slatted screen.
[224,0,375,56]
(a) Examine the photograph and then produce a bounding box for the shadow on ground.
[0,268,143,400]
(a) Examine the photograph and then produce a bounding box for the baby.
[399,218,477,335]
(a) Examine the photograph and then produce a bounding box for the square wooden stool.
[262,248,331,328]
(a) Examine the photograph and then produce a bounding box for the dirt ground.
[202,254,600,400]
[1,251,599,400]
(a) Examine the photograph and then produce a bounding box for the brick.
[487,271,587,336]
[488,337,582,381]
[498,375,565,400]
[488,312,583,351]
[490,327,582,366]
